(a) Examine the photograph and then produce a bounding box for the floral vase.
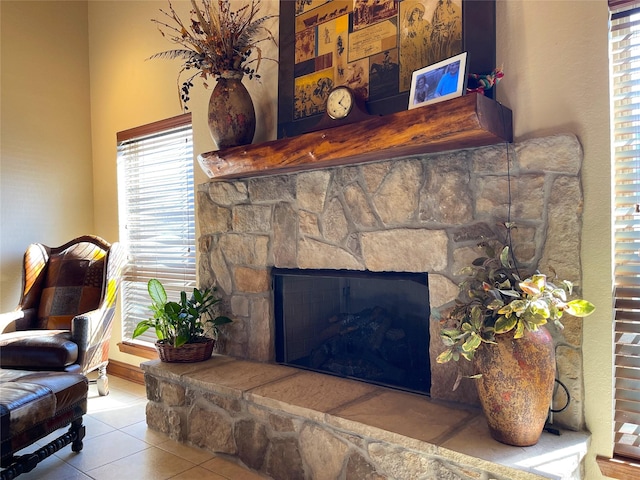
[472,326,556,446]
[208,70,256,149]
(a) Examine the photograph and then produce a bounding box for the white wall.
[496,3,613,477]
[0,1,95,310]
[87,0,280,369]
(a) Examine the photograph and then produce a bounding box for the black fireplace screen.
[273,268,431,395]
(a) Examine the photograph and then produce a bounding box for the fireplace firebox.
[273,268,431,395]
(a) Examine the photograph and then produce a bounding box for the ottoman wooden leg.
[1,371,88,480]
[0,416,85,480]
[71,418,85,453]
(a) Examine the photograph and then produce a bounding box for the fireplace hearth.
[273,268,430,395]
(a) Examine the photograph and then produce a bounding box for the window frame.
[602,2,640,477]
[115,113,196,353]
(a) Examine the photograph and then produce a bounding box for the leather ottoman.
[0,369,87,480]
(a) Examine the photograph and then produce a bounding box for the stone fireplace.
[197,132,587,433]
[142,132,589,478]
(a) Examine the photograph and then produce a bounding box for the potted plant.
[149,0,277,147]
[133,278,232,363]
[436,243,595,446]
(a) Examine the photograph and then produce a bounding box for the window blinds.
[612,5,640,460]
[116,114,195,345]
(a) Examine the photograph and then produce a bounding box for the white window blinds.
[117,114,195,345]
[612,4,640,461]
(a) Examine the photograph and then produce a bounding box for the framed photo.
[277,0,496,138]
[408,52,468,109]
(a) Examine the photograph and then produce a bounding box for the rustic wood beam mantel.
[198,92,513,180]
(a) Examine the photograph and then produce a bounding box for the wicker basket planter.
[155,337,215,363]
[134,279,231,363]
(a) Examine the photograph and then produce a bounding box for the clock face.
[326,87,354,120]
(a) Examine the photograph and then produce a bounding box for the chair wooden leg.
[96,365,109,396]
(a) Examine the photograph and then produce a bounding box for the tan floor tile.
[78,413,118,440]
[29,413,114,449]
[87,388,145,413]
[86,379,145,401]
[85,445,196,480]
[106,376,147,398]
[59,429,151,471]
[169,465,228,479]
[201,456,267,479]
[87,398,148,429]
[121,420,170,446]
[3,452,91,480]
[156,437,216,464]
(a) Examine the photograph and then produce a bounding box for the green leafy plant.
[436,244,595,364]
[133,278,232,348]
[149,0,277,109]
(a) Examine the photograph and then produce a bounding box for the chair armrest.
[70,259,122,353]
[70,307,114,350]
[0,309,37,333]
[70,305,116,371]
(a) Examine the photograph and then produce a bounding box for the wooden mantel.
[198,93,513,180]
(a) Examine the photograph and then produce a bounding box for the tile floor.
[9,374,266,480]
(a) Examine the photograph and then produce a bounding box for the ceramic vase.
[472,326,556,446]
[208,70,256,148]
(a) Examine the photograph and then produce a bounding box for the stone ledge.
[141,356,589,480]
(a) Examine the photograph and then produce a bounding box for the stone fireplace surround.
[144,133,590,479]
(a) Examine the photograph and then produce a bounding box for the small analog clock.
[305,86,373,133]
[326,86,355,120]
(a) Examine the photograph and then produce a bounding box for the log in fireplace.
[273,268,431,395]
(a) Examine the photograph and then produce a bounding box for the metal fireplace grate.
[273,268,431,395]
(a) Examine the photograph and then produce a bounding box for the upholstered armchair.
[0,236,124,395]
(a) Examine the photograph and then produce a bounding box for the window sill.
[596,455,640,479]
[118,341,158,360]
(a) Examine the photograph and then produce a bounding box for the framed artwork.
[277,0,496,138]
[408,52,468,109]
